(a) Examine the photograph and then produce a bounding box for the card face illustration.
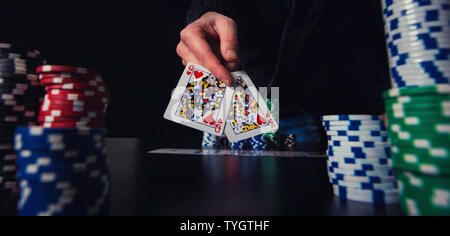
[225,71,279,142]
[164,63,233,136]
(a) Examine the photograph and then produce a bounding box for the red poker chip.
[43,98,107,107]
[38,72,103,80]
[47,89,110,98]
[47,88,110,97]
[45,84,107,92]
[38,115,102,123]
[40,78,105,87]
[36,65,100,76]
[41,121,105,128]
[39,109,105,118]
[40,104,106,113]
[44,94,109,104]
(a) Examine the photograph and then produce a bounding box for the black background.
[0,0,200,147]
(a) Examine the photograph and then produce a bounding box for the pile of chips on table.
[322,115,399,205]
[13,65,111,216]
[382,0,450,215]
[202,99,285,151]
[0,43,45,196]
[36,65,109,128]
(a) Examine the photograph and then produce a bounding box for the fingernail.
[226,50,238,59]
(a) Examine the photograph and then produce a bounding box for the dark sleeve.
[186,0,232,24]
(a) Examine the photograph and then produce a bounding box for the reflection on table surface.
[0,138,403,216]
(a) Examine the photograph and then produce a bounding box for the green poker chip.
[388,122,450,135]
[390,146,450,174]
[385,100,450,112]
[383,85,450,99]
[386,109,450,119]
[385,94,450,104]
[397,171,450,216]
[263,99,280,149]
[386,115,450,126]
[391,151,450,176]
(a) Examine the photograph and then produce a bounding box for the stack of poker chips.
[249,135,269,151]
[281,134,297,151]
[382,0,449,88]
[0,43,45,196]
[14,127,110,216]
[381,0,450,215]
[202,132,220,149]
[322,115,399,205]
[263,99,280,150]
[383,86,450,215]
[36,65,109,129]
[229,139,248,150]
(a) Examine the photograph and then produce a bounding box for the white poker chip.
[333,185,400,204]
[328,155,391,166]
[330,178,398,191]
[328,172,397,184]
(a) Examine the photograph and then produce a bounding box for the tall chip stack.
[322,115,399,205]
[0,43,45,197]
[13,65,111,216]
[381,0,450,215]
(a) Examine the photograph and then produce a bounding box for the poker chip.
[46,84,107,93]
[381,0,450,88]
[15,127,110,216]
[0,43,45,196]
[397,171,450,216]
[333,185,400,205]
[230,140,248,150]
[281,134,296,151]
[322,115,383,121]
[250,135,268,151]
[36,65,109,129]
[202,132,220,149]
[36,65,100,76]
[323,114,398,204]
[328,134,389,143]
[382,0,450,215]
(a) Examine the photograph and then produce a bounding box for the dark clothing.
[187,0,391,117]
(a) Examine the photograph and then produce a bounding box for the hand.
[177,12,239,87]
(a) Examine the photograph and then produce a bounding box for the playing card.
[164,63,233,136]
[224,71,279,142]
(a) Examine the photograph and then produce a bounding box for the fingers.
[213,16,239,70]
[180,26,234,86]
[176,42,200,65]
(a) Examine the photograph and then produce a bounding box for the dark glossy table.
[0,138,404,216]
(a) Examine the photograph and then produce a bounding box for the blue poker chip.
[333,185,399,205]
[16,149,106,164]
[324,125,387,132]
[328,149,391,159]
[229,140,247,150]
[15,126,105,137]
[249,135,268,151]
[329,140,390,148]
[330,178,398,191]
[321,115,383,121]
[327,155,390,165]
[328,166,395,177]
[19,176,110,216]
[327,161,391,172]
[327,135,389,143]
[328,146,391,155]
[329,172,397,184]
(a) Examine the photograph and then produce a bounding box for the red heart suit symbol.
[187,71,192,75]
[204,114,216,126]
[257,114,267,126]
[194,71,204,79]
